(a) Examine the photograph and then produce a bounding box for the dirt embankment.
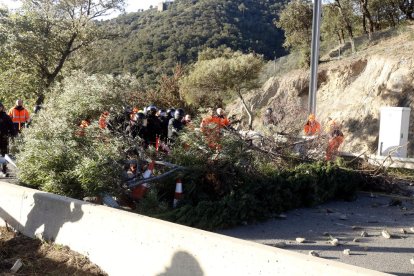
[0,227,106,275]
[230,28,414,156]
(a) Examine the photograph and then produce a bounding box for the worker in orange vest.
[304,113,321,136]
[8,99,30,132]
[326,121,344,161]
[200,108,230,150]
[98,111,110,129]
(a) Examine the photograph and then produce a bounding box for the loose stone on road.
[220,192,414,275]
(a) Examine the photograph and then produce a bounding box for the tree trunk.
[237,90,253,130]
[360,0,374,40]
[36,33,78,105]
[362,14,367,34]
[335,0,355,52]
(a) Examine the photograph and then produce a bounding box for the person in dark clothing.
[168,108,185,144]
[158,109,170,142]
[107,106,131,135]
[145,105,162,147]
[127,112,148,144]
[0,102,16,176]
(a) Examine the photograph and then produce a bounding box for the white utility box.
[378,107,411,158]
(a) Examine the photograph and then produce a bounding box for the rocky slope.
[230,26,414,156]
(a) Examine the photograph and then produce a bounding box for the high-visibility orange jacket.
[304,120,321,135]
[326,129,344,161]
[99,111,110,129]
[8,106,30,129]
[200,115,230,149]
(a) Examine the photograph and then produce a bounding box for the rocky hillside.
[230,26,414,156]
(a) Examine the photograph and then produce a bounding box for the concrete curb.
[0,182,391,276]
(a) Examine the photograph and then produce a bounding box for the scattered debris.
[363,247,369,251]
[10,259,23,273]
[400,228,407,234]
[410,258,414,265]
[323,232,330,236]
[353,238,361,242]
[343,249,351,256]
[296,237,306,243]
[381,230,392,239]
[360,231,369,237]
[330,238,340,246]
[410,227,414,233]
[309,250,320,257]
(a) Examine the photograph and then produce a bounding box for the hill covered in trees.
[86,0,288,84]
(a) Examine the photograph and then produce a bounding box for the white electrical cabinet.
[378,107,411,158]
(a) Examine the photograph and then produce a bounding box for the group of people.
[0,100,31,176]
[263,108,344,161]
[95,106,193,148]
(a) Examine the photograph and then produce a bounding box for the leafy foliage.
[153,130,364,230]
[0,0,124,106]
[276,0,313,66]
[16,71,138,198]
[181,49,264,106]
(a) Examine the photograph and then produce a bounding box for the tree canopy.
[181,49,264,129]
[0,0,124,105]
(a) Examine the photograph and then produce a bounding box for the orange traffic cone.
[173,179,183,208]
[131,160,155,200]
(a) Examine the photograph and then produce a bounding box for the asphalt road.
[220,192,414,276]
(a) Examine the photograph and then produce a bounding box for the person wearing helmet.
[147,105,157,116]
[304,113,321,136]
[8,99,30,132]
[168,108,185,143]
[263,107,275,126]
[326,119,344,161]
[158,108,170,142]
[182,114,192,126]
[0,102,16,177]
[145,105,162,147]
[167,108,175,119]
[127,111,148,144]
[215,108,230,127]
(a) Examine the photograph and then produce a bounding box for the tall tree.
[1,0,124,104]
[181,50,264,130]
[276,0,313,66]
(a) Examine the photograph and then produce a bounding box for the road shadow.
[157,251,204,276]
[1,192,83,242]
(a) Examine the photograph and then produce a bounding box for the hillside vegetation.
[85,0,287,85]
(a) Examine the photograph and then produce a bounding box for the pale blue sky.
[0,0,161,14]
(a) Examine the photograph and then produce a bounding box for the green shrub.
[156,162,362,230]
[17,71,137,198]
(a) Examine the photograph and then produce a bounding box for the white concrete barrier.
[0,181,390,276]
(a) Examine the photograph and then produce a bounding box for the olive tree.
[0,0,124,105]
[181,50,264,130]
